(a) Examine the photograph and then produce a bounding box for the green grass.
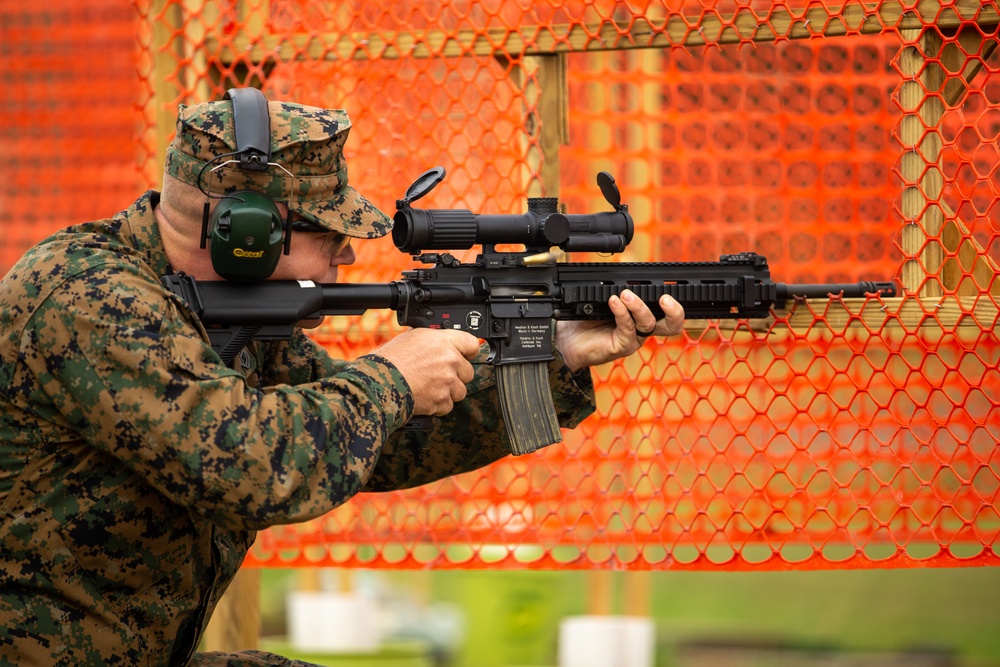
[261,567,1000,667]
[644,568,1000,662]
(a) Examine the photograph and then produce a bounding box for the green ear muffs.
[208,191,285,282]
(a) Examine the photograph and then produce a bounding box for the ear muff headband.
[226,87,271,172]
[204,88,290,282]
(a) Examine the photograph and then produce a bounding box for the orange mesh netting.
[0,1,145,271]
[2,0,998,570]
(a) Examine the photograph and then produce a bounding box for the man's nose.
[330,243,356,266]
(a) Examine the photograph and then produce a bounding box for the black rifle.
[162,168,897,455]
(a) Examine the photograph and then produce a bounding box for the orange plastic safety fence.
[0,2,146,272]
[2,0,998,571]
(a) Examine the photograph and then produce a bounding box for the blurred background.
[2,1,999,666]
[253,566,1000,666]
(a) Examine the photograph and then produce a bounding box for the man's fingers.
[374,328,480,416]
[657,294,685,336]
[619,289,660,339]
[457,333,483,360]
[450,377,469,404]
[619,290,685,339]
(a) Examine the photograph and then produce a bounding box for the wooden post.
[586,569,616,615]
[532,53,569,199]
[146,0,183,188]
[203,567,261,651]
[179,0,214,102]
[898,28,945,297]
[500,53,569,199]
[898,26,1000,298]
[622,571,652,617]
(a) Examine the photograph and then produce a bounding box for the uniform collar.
[119,190,174,277]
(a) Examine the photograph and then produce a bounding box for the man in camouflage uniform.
[0,94,683,666]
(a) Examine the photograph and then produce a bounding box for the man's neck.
[154,201,221,280]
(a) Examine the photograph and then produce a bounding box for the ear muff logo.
[233,248,266,258]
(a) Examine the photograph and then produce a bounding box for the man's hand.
[374,329,481,416]
[555,290,684,373]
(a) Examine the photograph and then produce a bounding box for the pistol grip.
[495,361,562,456]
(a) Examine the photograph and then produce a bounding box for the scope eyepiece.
[392,208,479,253]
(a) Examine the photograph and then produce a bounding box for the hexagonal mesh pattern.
[0,1,145,271]
[2,0,998,570]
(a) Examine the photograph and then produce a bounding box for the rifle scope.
[392,167,634,254]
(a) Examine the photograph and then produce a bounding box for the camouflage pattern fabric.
[0,191,596,666]
[164,99,392,239]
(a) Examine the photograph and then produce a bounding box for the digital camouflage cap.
[164,98,392,238]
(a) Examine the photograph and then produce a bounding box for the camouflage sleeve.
[256,328,341,386]
[257,332,596,491]
[361,342,596,491]
[190,650,323,666]
[22,265,413,530]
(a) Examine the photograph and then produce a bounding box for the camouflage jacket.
[0,191,596,666]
